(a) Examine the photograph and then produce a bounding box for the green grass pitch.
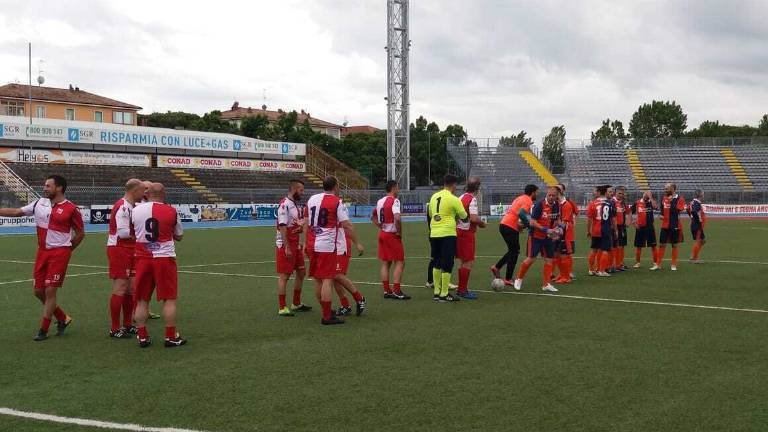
[1,218,767,431]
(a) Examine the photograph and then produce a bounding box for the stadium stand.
[447,144,552,190]
[733,146,768,190]
[564,147,636,190]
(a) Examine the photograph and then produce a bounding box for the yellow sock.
[441,272,452,297]
[432,268,442,295]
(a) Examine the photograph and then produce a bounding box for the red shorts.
[33,247,72,290]
[309,251,337,279]
[456,230,476,262]
[107,246,135,279]
[133,257,178,302]
[336,253,350,275]
[378,231,404,261]
[275,245,305,274]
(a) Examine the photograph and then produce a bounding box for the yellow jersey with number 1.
[428,189,468,238]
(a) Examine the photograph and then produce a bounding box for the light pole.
[427,132,431,187]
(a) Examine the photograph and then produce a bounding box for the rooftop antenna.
[262,88,267,109]
[27,42,32,125]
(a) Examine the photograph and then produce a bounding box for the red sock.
[121,295,133,328]
[109,294,123,331]
[40,317,52,332]
[635,247,642,263]
[458,268,470,292]
[382,280,391,294]
[165,326,176,339]
[393,282,402,295]
[53,306,67,322]
[556,257,567,279]
[671,247,679,265]
[352,291,364,302]
[138,326,148,339]
[656,246,665,265]
[618,248,625,266]
[588,251,597,271]
[566,256,574,277]
[651,246,658,263]
[551,257,561,278]
[517,261,532,279]
[292,289,302,306]
[543,262,553,285]
[340,296,350,308]
[692,243,702,259]
[600,252,612,272]
[278,294,287,309]
[321,300,332,320]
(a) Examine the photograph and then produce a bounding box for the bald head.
[146,182,166,202]
[124,178,146,203]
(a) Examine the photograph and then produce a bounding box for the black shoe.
[356,297,366,316]
[433,294,440,302]
[384,292,394,299]
[290,303,313,312]
[124,325,138,335]
[55,316,72,336]
[391,291,411,300]
[138,335,152,348]
[109,328,131,339]
[33,329,48,342]
[336,306,352,316]
[439,294,460,302]
[321,316,345,325]
[165,335,187,348]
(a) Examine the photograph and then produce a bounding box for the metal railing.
[0,160,40,205]
[566,136,768,149]
[305,144,370,204]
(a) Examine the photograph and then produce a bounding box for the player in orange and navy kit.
[630,190,659,268]
[513,186,561,292]
[305,176,363,325]
[553,183,577,284]
[456,177,487,299]
[689,189,706,263]
[0,175,84,341]
[332,217,366,317]
[275,179,311,317]
[611,186,629,272]
[131,183,186,348]
[586,185,616,277]
[655,182,686,271]
[106,179,147,338]
[492,184,539,285]
[372,180,409,299]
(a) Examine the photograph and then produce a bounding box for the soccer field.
[1,219,767,432]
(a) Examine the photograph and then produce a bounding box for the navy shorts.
[528,237,555,258]
[616,225,628,247]
[634,227,657,248]
[660,228,683,245]
[691,226,706,241]
[557,240,575,255]
[590,235,612,252]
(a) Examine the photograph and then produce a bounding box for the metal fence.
[566,136,768,149]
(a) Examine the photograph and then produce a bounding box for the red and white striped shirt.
[457,193,479,232]
[275,197,304,248]
[21,198,83,250]
[306,193,349,253]
[107,198,135,248]
[132,202,183,258]
[373,196,401,233]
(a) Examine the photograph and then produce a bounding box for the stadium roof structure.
[0,83,142,110]
[220,102,342,129]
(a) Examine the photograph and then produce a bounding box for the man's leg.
[162,299,179,341]
[458,260,473,293]
[335,275,366,315]
[671,245,679,268]
[503,229,520,281]
[380,261,391,295]
[277,273,292,315]
[290,268,311,311]
[122,277,135,331]
[392,261,404,295]
[109,278,130,336]
[542,257,555,289]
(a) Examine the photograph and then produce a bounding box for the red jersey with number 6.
[306,193,349,253]
[132,202,183,258]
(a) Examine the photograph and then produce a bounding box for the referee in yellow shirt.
[428,174,468,302]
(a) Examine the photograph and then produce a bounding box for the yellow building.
[0,83,141,125]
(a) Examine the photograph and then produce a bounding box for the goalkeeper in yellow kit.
[427,175,468,302]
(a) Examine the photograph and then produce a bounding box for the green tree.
[759,114,768,136]
[141,111,201,129]
[542,125,566,173]
[591,118,627,141]
[499,131,533,147]
[628,100,687,138]
[239,114,271,139]
[685,120,758,138]
[188,111,237,134]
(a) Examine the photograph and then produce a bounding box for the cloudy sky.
[1,0,767,142]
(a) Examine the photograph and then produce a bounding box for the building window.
[113,111,133,125]
[1,100,25,116]
[36,105,45,118]
[94,111,103,123]
[65,108,75,121]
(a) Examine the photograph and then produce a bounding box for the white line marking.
[176,270,768,314]
[178,261,274,268]
[0,259,105,269]
[0,407,211,432]
[0,271,107,286]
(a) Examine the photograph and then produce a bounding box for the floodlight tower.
[386,0,410,189]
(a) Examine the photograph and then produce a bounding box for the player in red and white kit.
[131,183,186,348]
[106,179,147,338]
[275,179,311,316]
[305,176,363,325]
[372,180,409,300]
[0,175,85,341]
[333,208,367,317]
[455,177,487,299]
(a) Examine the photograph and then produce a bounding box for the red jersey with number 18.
[306,193,349,253]
[132,202,183,258]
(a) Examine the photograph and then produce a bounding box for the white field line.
[0,271,107,286]
[176,269,768,314]
[0,407,210,432]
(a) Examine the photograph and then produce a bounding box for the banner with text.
[703,204,768,216]
[0,115,305,156]
[157,155,305,172]
[0,147,150,167]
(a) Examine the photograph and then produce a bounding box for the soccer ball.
[548,227,563,241]
[491,278,505,292]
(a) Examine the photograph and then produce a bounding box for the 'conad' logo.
[166,157,191,164]
[284,162,304,169]
[200,159,222,166]
[230,160,251,167]
[259,161,279,168]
